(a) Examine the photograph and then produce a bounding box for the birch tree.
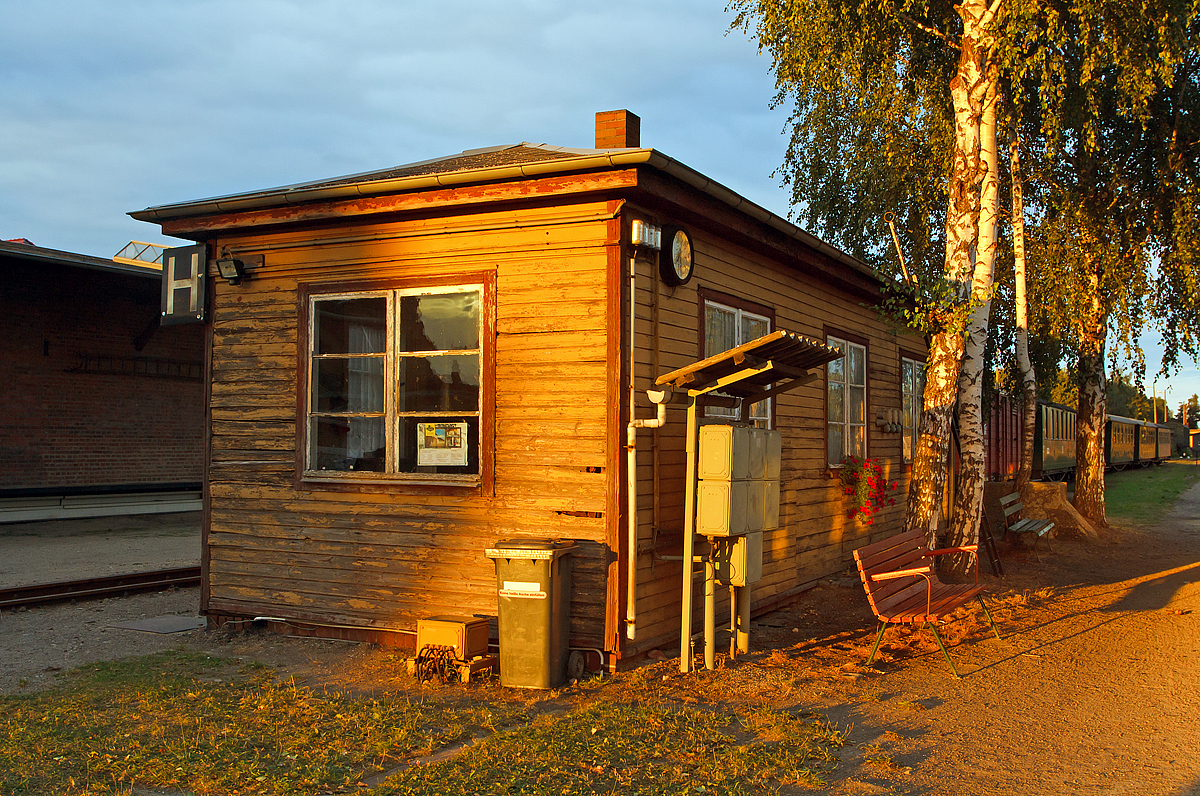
[946,65,1000,554]
[1009,131,1037,493]
[732,0,1005,545]
[1002,0,1200,523]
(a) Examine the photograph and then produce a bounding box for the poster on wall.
[416,421,468,467]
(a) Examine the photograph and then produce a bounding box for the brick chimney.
[595,110,641,149]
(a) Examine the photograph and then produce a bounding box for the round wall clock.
[660,226,694,286]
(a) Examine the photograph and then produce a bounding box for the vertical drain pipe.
[627,254,670,641]
[627,393,668,640]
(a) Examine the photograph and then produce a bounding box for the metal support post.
[679,397,699,673]
[703,555,716,669]
[736,583,751,654]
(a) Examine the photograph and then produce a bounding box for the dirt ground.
[1,487,1198,794]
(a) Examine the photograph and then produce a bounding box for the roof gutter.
[130,148,876,282]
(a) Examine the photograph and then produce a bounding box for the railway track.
[0,567,201,611]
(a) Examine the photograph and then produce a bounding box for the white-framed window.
[827,335,867,464]
[305,282,485,484]
[704,299,772,428]
[901,356,926,463]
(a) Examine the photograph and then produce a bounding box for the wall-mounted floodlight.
[215,257,246,285]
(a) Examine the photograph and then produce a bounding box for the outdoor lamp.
[215,256,246,285]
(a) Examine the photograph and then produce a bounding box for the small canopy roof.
[655,330,841,398]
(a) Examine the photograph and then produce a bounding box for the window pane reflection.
[741,315,769,345]
[311,416,386,472]
[705,305,737,356]
[398,293,479,352]
[312,358,384,413]
[397,354,479,412]
[316,298,386,355]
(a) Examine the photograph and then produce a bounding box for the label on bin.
[486,548,558,560]
[500,580,547,599]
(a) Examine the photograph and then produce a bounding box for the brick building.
[0,239,205,519]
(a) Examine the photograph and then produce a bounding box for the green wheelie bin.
[485,538,575,689]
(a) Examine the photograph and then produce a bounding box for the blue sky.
[1,1,788,257]
[3,0,1196,406]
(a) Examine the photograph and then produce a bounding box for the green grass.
[0,650,529,795]
[377,702,844,795]
[1104,461,1200,523]
[0,652,847,796]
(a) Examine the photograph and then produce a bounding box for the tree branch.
[893,10,959,50]
[979,0,1006,31]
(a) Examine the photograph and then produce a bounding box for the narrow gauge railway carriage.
[1138,422,1174,464]
[1105,415,1139,469]
[131,111,926,669]
[985,398,1173,482]
[1034,401,1078,480]
[1157,424,1173,462]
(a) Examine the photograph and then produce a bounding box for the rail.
[0,567,201,610]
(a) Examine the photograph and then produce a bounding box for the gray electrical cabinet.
[695,424,781,543]
[714,531,763,587]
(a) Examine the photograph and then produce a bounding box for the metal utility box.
[748,427,767,479]
[416,615,490,661]
[764,480,780,529]
[696,423,781,538]
[697,480,751,537]
[765,431,782,479]
[485,538,575,689]
[698,424,751,480]
[715,531,763,587]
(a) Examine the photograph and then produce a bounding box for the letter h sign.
[160,244,208,325]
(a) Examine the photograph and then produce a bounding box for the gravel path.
[0,513,200,588]
[0,512,203,694]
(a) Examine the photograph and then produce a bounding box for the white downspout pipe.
[627,390,669,641]
[626,252,672,642]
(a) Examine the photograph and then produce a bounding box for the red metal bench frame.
[852,529,1000,677]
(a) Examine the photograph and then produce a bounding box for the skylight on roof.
[113,241,166,268]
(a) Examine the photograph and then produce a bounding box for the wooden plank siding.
[200,201,619,650]
[625,224,922,657]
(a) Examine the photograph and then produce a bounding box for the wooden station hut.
[131,110,926,670]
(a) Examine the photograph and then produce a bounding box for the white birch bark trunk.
[948,73,1000,565]
[905,0,1002,547]
[1010,132,1038,494]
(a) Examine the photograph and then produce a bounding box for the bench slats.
[853,534,986,625]
[852,531,1001,675]
[854,530,929,571]
[871,577,930,614]
[1009,517,1055,537]
[998,490,1055,561]
[884,584,986,623]
[866,570,931,606]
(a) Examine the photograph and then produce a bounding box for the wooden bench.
[852,529,1000,677]
[998,492,1055,561]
